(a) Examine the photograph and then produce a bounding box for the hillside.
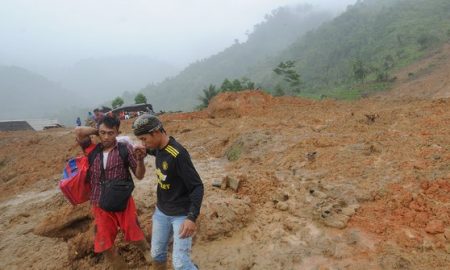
[137,0,450,111]
[51,56,178,104]
[1,89,449,269]
[255,0,450,98]
[0,66,87,120]
[141,5,332,111]
[376,43,450,100]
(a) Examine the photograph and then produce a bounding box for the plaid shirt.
[84,141,137,205]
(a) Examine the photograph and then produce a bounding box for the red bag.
[59,144,96,205]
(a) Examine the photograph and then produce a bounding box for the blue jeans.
[151,207,197,270]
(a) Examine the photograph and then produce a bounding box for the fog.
[0,0,355,72]
[0,0,356,123]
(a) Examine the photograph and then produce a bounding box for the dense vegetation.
[254,0,450,99]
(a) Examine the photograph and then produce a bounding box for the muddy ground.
[1,46,450,270]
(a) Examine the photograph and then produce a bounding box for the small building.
[0,119,64,132]
[27,119,64,131]
[0,120,34,132]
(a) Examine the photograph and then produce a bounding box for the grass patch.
[225,141,244,161]
[298,81,393,101]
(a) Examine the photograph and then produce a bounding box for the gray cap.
[133,114,162,136]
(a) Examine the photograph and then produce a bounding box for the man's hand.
[178,219,196,239]
[133,145,147,161]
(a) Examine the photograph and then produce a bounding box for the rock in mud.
[272,192,289,203]
[276,202,289,211]
[309,189,328,199]
[341,204,359,216]
[444,228,450,241]
[212,178,228,189]
[226,175,241,192]
[314,199,355,229]
[323,214,349,229]
[198,197,251,240]
[425,220,445,234]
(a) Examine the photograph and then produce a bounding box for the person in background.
[76,117,82,127]
[88,111,95,121]
[93,108,105,128]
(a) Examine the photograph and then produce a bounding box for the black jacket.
[149,137,204,221]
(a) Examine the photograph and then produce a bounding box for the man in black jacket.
[132,114,204,270]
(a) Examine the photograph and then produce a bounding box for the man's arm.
[175,150,204,238]
[134,159,146,180]
[75,126,98,142]
[75,126,98,150]
[177,155,204,222]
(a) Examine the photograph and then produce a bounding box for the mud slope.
[377,43,450,100]
[1,90,450,269]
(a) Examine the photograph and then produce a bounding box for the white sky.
[0,0,356,69]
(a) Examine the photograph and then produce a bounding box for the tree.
[352,58,368,83]
[134,93,147,104]
[241,77,255,89]
[417,33,438,50]
[273,61,302,94]
[197,84,218,109]
[274,84,285,96]
[374,67,387,82]
[220,79,233,92]
[375,55,395,82]
[112,97,124,109]
[383,55,395,70]
[232,79,243,91]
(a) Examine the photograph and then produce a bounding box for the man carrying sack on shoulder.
[75,114,150,269]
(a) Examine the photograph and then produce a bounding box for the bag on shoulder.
[58,144,96,205]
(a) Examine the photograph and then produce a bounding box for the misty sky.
[0,0,356,71]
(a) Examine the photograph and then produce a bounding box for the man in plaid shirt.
[76,115,150,269]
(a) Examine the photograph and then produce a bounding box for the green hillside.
[255,0,450,99]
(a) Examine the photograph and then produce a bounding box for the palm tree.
[198,84,218,109]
